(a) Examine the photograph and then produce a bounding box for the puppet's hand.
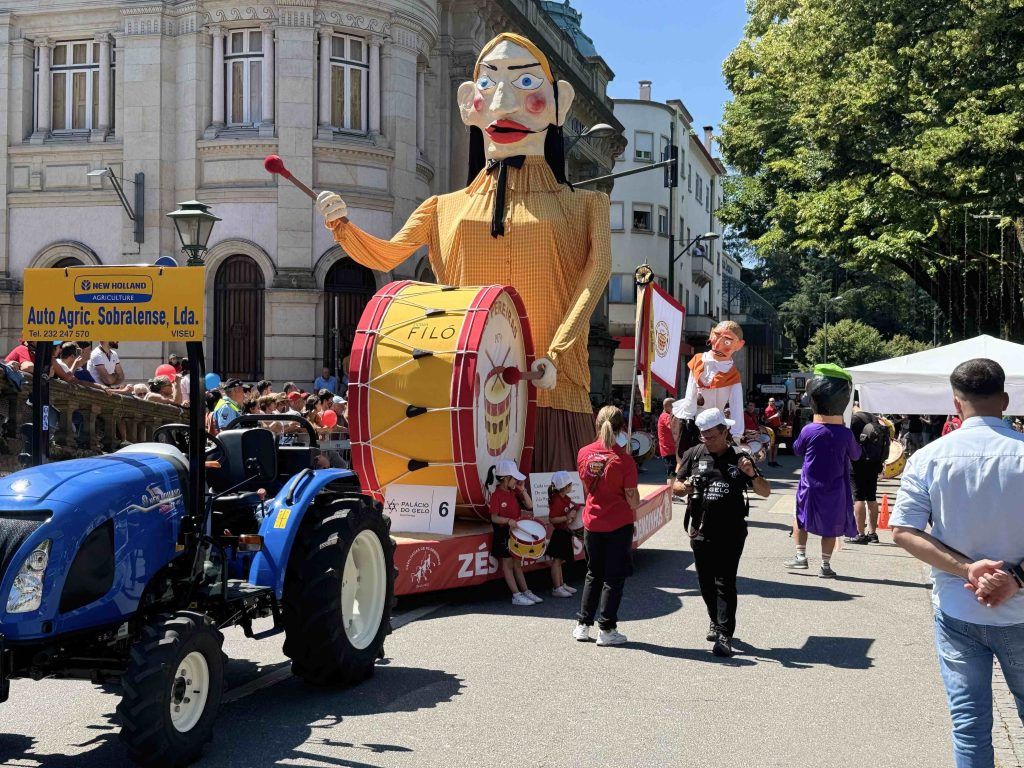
[531,358,557,389]
[316,191,348,224]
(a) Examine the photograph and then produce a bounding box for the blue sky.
[573,0,750,132]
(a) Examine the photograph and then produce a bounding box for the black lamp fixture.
[86,167,145,244]
[166,200,221,266]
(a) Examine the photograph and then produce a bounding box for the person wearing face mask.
[673,322,746,456]
[573,406,641,646]
[314,32,611,474]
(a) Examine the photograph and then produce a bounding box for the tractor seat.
[207,427,277,495]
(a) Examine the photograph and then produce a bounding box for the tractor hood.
[0,453,187,505]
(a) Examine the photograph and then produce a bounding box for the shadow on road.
[675,573,862,603]
[624,634,875,670]
[746,519,794,532]
[0,664,463,768]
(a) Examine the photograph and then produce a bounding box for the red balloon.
[155,364,177,379]
[321,409,338,428]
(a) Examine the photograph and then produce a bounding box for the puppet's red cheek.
[525,93,547,114]
[473,95,484,112]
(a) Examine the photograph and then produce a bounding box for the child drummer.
[489,459,542,606]
[547,471,580,598]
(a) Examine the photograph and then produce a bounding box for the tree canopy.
[720,0,1024,340]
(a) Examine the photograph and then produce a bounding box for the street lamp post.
[563,122,618,155]
[669,231,720,300]
[166,200,222,266]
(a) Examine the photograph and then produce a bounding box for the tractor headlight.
[6,540,50,614]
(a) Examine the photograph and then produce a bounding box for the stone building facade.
[0,0,623,386]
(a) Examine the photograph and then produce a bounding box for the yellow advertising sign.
[22,266,204,343]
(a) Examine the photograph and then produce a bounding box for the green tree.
[801,318,885,368]
[884,334,933,359]
[720,0,1024,340]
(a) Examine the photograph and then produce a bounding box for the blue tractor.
[0,334,396,766]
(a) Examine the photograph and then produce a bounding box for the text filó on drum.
[405,323,457,340]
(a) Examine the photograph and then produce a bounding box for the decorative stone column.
[30,38,51,144]
[416,61,426,155]
[204,26,224,138]
[368,36,381,140]
[259,23,275,136]
[317,27,332,139]
[91,33,111,142]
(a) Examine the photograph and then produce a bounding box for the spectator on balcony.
[283,382,300,396]
[256,379,273,398]
[205,389,222,435]
[132,383,149,398]
[52,343,111,393]
[87,341,126,389]
[178,358,191,407]
[145,375,184,406]
[313,367,338,395]
[4,340,37,372]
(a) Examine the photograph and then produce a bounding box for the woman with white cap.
[674,408,771,657]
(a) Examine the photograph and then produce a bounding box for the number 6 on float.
[349,281,537,518]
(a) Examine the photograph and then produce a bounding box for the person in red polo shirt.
[657,397,676,480]
[573,405,641,646]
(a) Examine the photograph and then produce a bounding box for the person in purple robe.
[785,363,861,578]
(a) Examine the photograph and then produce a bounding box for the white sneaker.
[512,592,534,606]
[563,585,578,594]
[597,629,628,646]
[551,586,573,598]
[523,590,543,603]
[572,623,592,642]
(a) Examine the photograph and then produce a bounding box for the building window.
[39,41,101,132]
[225,29,263,126]
[634,131,653,162]
[658,207,668,236]
[687,163,692,192]
[656,276,667,291]
[660,135,668,161]
[632,204,652,233]
[608,274,635,304]
[685,289,690,310]
[610,202,624,232]
[330,33,368,132]
[696,174,704,204]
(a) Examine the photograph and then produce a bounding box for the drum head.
[514,519,546,543]
[886,441,905,463]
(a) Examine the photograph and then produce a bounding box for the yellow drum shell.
[881,441,906,479]
[508,519,549,561]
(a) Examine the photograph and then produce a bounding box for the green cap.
[813,363,852,382]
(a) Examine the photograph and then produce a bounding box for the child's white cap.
[551,470,575,490]
[495,458,526,481]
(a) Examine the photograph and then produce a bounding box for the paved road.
[2,455,1020,767]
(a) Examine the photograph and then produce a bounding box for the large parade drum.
[349,281,537,517]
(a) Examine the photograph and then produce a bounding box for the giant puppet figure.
[672,320,746,452]
[315,33,612,472]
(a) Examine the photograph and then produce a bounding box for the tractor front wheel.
[117,611,225,768]
[282,494,396,686]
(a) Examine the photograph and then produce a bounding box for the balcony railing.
[692,255,714,287]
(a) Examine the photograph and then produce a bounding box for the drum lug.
[412,348,433,359]
[406,405,429,418]
[424,308,445,317]
[408,459,429,472]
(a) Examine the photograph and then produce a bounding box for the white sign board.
[383,485,456,536]
[528,472,585,517]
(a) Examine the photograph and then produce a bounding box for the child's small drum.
[629,431,655,464]
[567,509,584,537]
[508,519,549,561]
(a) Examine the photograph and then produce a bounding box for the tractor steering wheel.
[154,424,227,464]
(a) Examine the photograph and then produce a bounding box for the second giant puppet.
[672,321,746,452]
[315,33,612,472]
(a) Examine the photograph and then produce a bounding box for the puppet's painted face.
[708,326,745,361]
[458,41,575,160]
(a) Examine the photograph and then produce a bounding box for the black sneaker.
[706,622,718,642]
[712,634,734,657]
[845,534,870,545]
[867,532,880,544]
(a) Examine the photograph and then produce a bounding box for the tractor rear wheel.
[282,494,396,686]
[117,611,225,768]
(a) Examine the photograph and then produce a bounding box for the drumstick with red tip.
[264,154,316,200]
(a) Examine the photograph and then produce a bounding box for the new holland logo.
[73,274,154,304]
[655,320,670,358]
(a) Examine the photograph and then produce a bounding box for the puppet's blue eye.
[477,76,494,90]
[512,73,543,90]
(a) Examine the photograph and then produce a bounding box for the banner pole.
[627,268,654,445]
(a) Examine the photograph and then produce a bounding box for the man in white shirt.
[673,321,746,453]
[87,341,125,387]
[892,358,1024,768]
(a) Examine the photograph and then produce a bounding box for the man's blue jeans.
[934,608,1024,768]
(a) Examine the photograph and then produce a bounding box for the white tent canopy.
[847,335,1024,416]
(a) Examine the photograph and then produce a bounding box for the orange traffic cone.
[878,494,891,530]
